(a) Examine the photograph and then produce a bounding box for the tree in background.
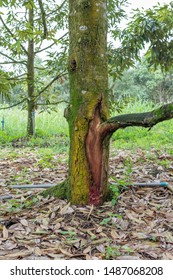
[0,0,68,135]
[111,59,173,105]
[109,1,173,76]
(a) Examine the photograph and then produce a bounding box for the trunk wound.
[86,103,103,205]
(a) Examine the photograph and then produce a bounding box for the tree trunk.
[66,0,109,205]
[27,5,35,136]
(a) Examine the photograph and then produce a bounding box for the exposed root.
[42,179,70,199]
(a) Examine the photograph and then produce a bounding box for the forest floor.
[0,146,173,260]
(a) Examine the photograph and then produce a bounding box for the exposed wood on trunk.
[86,104,103,205]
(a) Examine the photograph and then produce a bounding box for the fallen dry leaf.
[2,226,8,239]
[0,147,173,260]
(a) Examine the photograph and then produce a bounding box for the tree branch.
[34,32,68,54]
[34,42,55,54]
[34,66,47,71]
[0,51,27,65]
[7,73,27,81]
[37,100,68,106]
[34,0,67,21]
[100,103,173,137]
[0,15,28,55]
[57,0,67,11]
[34,71,68,97]
[0,98,27,110]
[37,0,48,39]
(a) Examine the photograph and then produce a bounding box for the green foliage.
[0,69,17,103]
[109,2,173,79]
[108,0,128,28]
[110,58,173,112]
[0,130,14,143]
[105,242,134,259]
[0,0,9,7]
[59,230,77,241]
[0,104,68,136]
[108,184,120,205]
[109,174,131,205]
[37,152,55,169]
[1,0,173,115]
[124,2,173,71]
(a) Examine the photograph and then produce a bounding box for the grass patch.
[0,104,68,138]
[0,104,69,153]
[0,101,173,153]
[111,100,173,151]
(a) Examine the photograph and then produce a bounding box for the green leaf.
[11,0,16,5]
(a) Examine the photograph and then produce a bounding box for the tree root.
[41,179,70,199]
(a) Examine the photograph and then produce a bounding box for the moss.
[42,179,70,199]
[68,116,90,204]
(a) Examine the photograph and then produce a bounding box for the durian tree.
[43,0,173,205]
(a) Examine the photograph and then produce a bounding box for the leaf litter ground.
[0,147,173,260]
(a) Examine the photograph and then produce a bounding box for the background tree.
[109,1,173,77]
[0,0,68,136]
[110,59,173,105]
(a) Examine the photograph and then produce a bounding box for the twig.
[0,51,27,65]
[0,98,27,110]
[34,66,47,70]
[34,42,55,54]
[87,204,94,219]
[34,32,68,54]
[37,100,68,106]
[35,71,68,97]
[7,73,27,81]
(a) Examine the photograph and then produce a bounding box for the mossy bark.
[100,102,173,134]
[42,179,69,199]
[66,0,109,205]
